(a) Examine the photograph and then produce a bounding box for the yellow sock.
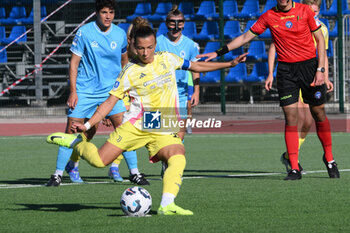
[163,154,186,197]
[285,138,305,161]
[70,133,89,162]
[299,138,305,150]
[74,141,106,168]
[112,155,124,165]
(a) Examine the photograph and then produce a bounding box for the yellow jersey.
[110,51,189,134]
[313,21,329,50]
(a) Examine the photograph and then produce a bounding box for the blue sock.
[56,146,73,171]
[122,150,138,170]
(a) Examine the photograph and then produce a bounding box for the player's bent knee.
[156,144,185,162]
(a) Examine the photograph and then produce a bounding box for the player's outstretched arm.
[196,31,255,62]
[71,95,120,133]
[190,53,247,73]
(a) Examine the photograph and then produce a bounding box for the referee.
[197,0,339,180]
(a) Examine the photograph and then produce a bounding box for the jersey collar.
[93,22,113,35]
[165,33,184,46]
[275,1,295,13]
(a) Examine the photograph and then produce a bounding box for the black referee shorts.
[277,58,326,107]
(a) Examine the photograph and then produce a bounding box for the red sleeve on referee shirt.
[249,14,268,36]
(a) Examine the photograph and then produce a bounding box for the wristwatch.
[317,67,325,73]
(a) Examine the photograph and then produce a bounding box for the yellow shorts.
[107,121,183,163]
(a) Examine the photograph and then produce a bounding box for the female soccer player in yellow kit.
[47,25,247,215]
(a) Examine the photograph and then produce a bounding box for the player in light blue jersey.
[156,5,200,140]
[155,5,200,176]
[46,0,149,186]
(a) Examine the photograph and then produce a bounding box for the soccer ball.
[120,186,152,217]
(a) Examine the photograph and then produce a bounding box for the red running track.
[0,118,348,136]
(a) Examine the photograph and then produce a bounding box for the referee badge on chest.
[285,21,293,28]
[314,91,322,99]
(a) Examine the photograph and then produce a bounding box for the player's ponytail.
[166,4,184,23]
[127,17,151,59]
[127,16,150,40]
[133,25,156,42]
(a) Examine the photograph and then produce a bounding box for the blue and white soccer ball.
[120,186,152,217]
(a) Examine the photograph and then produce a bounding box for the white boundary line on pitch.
[1,169,349,190]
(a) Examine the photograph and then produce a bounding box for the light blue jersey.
[70,22,127,97]
[156,34,199,99]
[55,22,138,180]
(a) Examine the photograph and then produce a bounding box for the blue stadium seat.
[245,62,268,82]
[225,63,247,83]
[0,26,5,40]
[258,0,276,16]
[182,21,197,39]
[243,20,255,33]
[126,3,152,22]
[0,26,27,44]
[0,7,6,19]
[322,0,349,16]
[224,20,241,39]
[0,6,26,25]
[344,1,350,14]
[200,41,220,61]
[329,21,338,38]
[192,1,218,20]
[234,0,260,19]
[327,40,334,58]
[118,22,130,34]
[224,47,244,60]
[148,2,172,21]
[323,0,337,16]
[156,22,168,36]
[319,0,327,16]
[16,6,47,24]
[179,2,195,20]
[200,70,221,83]
[223,0,239,20]
[342,0,349,14]
[247,41,267,61]
[0,46,7,63]
[193,21,219,41]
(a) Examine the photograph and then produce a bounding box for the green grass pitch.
[0,133,349,233]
